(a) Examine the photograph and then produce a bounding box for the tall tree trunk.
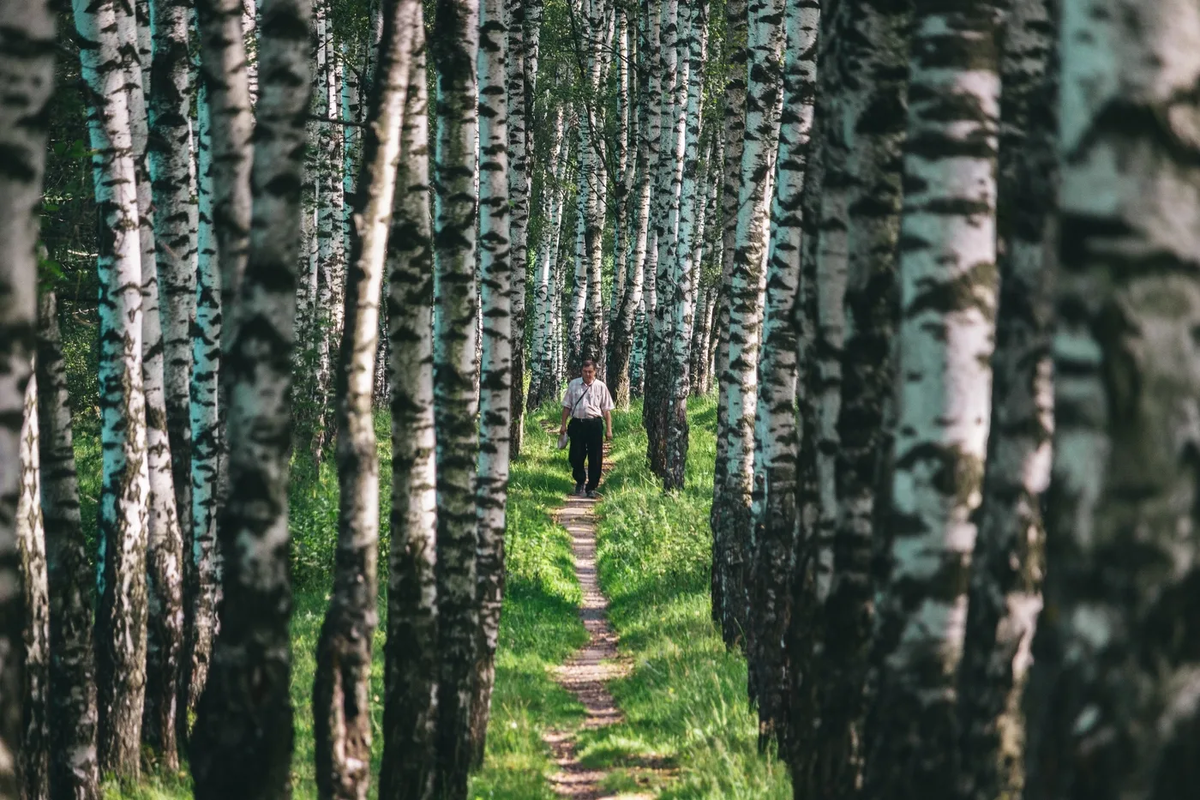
[0,4,54,796]
[18,371,49,800]
[1022,0,1200,797]
[577,0,609,376]
[184,84,222,742]
[125,2,186,768]
[708,0,747,623]
[73,0,152,779]
[746,0,819,750]
[313,2,418,797]
[567,156,589,376]
[430,1,481,795]
[662,0,711,491]
[37,294,101,800]
[862,1,1001,796]
[195,0,253,351]
[527,106,566,413]
[189,1,311,796]
[806,0,911,795]
[713,0,785,648]
[469,0,513,767]
[149,0,197,556]
[955,1,1055,797]
[379,10,437,797]
[507,0,530,458]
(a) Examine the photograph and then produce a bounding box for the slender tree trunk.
[578,0,609,375]
[1022,1,1200,797]
[149,0,197,553]
[507,0,530,458]
[313,3,418,798]
[124,2,186,767]
[0,4,53,796]
[567,156,589,376]
[713,0,785,648]
[862,2,1001,796]
[746,0,819,750]
[430,1,481,795]
[195,0,253,350]
[73,0,152,779]
[190,2,311,796]
[184,84,222,742]
[662,0,710,491]
[379,10,437,798]
[469,0,513,767]
[954,2,1055,798]
[806,0,911,795]
[37,294,102,800]
[17,371,49,800]
[709,0,747,623]
[527,107,566,413]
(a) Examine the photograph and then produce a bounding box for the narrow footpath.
[543,445,651,799]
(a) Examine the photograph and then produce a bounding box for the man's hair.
[581,358,596,369]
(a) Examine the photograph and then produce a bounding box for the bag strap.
[568,381,594,418]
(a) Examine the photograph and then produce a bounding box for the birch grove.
[16,0,1200,798]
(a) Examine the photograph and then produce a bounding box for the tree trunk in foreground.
[379,9,437,798]
[38,293,102,800]
[189,1,311,796]
[863,2,1001,796]
[430,1,480,796]
[314,1,417,796]
[1023,1,1200,797]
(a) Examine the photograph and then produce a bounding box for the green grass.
[89,386,788,798]
[580,397,794,799]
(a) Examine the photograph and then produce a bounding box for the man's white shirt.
[561,377,615,420]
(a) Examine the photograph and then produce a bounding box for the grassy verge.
[577,397,793,799]
[98,405,585,799]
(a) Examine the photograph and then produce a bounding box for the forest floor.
[90,396,791,800]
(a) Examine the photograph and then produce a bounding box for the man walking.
[559,358,614,498]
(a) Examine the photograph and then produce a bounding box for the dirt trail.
[543,443,652,799]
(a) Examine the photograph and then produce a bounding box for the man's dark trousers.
[568,417,604,491]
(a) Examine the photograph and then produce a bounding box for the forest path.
[543,442,652,799]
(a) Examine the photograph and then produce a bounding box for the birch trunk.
[1022,1,1200,796]
[527,107,566,413]
[807,0,912,794]
[189,1,311,796]
[863,1,1001,795]
[313,3,418,797]
[469,0,513,766]
[663,0,711,491]
[507,0,530,458]
[73,0,152,778]
[379,9,437,798]
[713,0,785,648]
[430,1,481,795]
[747,0,819,749]
[17,371,49,800]
[955,1,1055,796]
[0,1,53,794]
[184,85,222,736]
[37,294,101,800]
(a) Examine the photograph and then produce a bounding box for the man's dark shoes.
[574,483,585,496]
[586,489,598,499]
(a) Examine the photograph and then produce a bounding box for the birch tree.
[37,294,102,800]
[507,0,530,457]
[470,0,513,767]
[0,1,54,794]
[379,8,438,798]
[747,0,819,748]
[313,0,418,795]
[712,0,785,647]
[806,0,912,793]
[17,372,49,800]
[955,1,1055,797]
[189,1,311,796]
[863,1,1001,794]
[430,1,481,794]
[526,106,567,412]
[1022,1,1200,796]
[72,0,152,777]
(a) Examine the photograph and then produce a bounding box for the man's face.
[582,364,596,383]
